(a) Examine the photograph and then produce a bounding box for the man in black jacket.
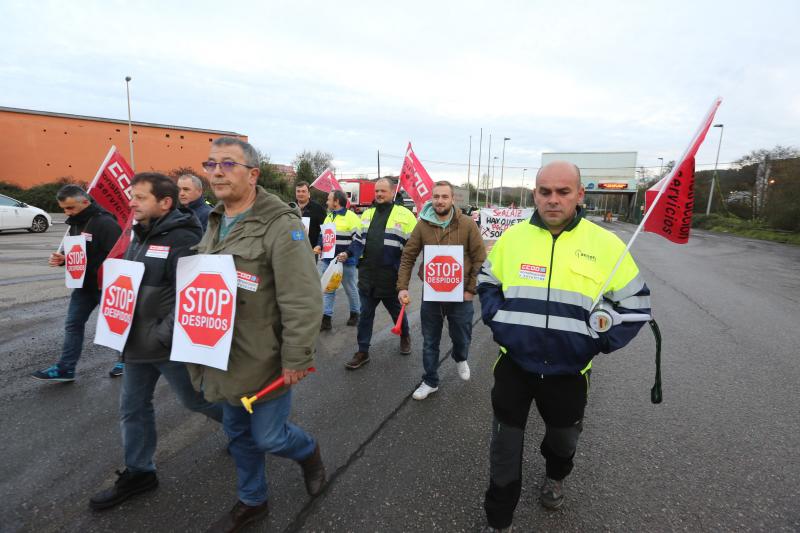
[178,174,213,231]
[295,180,326,252]
[89,173,223,511]
[32,185,122,382]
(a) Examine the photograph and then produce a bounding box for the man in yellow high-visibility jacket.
[478,161,651,531]
[313,189,363,330]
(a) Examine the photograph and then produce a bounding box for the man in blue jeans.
[32,185,122,382]
[89,173,222,511]
[187,138,324,532]
[397,181,486,400]
[313,189,362,330]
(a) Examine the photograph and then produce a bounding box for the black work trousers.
[484,353,589,529]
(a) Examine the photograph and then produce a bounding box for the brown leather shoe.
[400,335,411,355]
[298,443,326,496]
[206,500,269,533]
[345,351,370,370]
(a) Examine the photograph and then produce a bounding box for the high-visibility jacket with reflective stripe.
[320,209,364,265]
[359,204,417,270]
[477,210,651,376]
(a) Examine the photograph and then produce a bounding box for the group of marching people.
[300,177,486,400]
[33,135,651,532]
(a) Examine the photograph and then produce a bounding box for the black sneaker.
[108,362,124,378]
[539,476,564,509]
[31,365,75,382]
[89,469,158,510]
[320,315,332,331]
[346,312,359,326]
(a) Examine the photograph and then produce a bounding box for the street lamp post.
[125,76,135,171]
[705,124,724,215]
[657,157,664,177]
[521,168,528,207]
[499,137,510,206]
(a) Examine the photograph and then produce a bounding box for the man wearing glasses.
[188,137,325,532]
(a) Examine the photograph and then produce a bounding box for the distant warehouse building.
[0,106,247,188]
[541,151,638,215]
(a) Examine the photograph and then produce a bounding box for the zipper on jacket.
[544,234,558,329]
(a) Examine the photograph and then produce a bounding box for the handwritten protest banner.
[479,208,533,240]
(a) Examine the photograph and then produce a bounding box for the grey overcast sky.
[2,0,798,184]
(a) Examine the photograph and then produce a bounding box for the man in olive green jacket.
[189,137,325,533]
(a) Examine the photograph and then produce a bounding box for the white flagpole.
[590,97,722,309]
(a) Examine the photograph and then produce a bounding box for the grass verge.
[692,214,800,245]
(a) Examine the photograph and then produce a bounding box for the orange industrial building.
[0,106,248,188]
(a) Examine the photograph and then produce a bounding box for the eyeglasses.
[201,160,255,172]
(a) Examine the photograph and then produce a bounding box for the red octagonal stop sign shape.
[177,273,234,347]
[66,243,87,280]
[102,275,136,335]
[425,255,463,293]
[321,227,335,253]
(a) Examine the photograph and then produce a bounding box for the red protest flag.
[105,217,134,261]
[86,147,135,285]
[643,157,695,244]
[398,143,434,213]
[643,97,722,244]
[310,168,342,193]
[87,146,134,228]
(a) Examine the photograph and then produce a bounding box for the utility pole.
[485,134,492,207]
[377,150,381,180]
[466,135,472,204]
[521,168,527,207]
[491,156,498,205]
[705,124,724,215]
[475,129,483,207]
[499,137,510,206]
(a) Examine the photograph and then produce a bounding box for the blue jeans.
[420,300,475,388]
[357,288,409,353]
[57,288,100,372]
[317,260,360,317]
[120,360,223,473]
[223,391,316,506]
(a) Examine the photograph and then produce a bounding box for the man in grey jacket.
[89,173,222,511]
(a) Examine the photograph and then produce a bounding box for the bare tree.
[735,145,799,167]
[293,150,335,178]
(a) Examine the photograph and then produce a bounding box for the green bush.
[0,177,87,213]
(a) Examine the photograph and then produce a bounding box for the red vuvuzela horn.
[240,367,316,413]
[391,304,406,335]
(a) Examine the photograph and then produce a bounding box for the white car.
[0,193,52,233]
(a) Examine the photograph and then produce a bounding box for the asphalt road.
[1,219,799,532]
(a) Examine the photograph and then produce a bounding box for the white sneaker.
[456,361,471,381]
[412,382,438,400]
